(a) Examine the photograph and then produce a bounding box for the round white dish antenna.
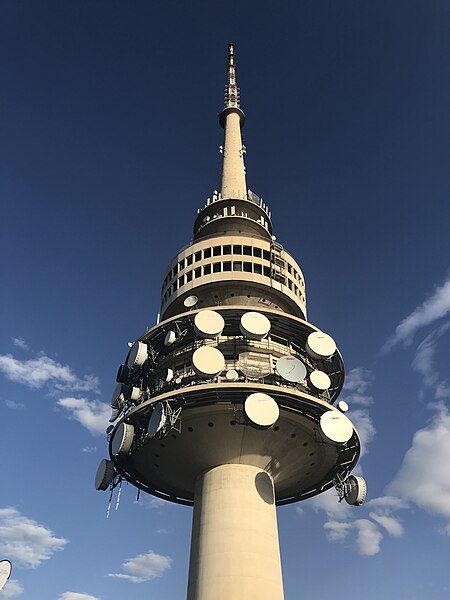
[126,341,148,367]
[0,560,12,591]
[276,355,307,382]
[194,310,225,338]
[309,370,331,391]
[337,400,349,413]
[164,330,177,346]
[225,369,239,381]
[192,346,225,378]
[244,392,279,428]
[95,459,115,491]
[240,311,271,340]
[184,295,199,308]
[319,410,354,444]
[164,368,174,382]
[175,376,182,385]
[111,423,134,456]
[345,475,367,506]
[306,331,336,359]
[148,403,167,438]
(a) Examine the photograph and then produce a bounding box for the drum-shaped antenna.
[148,403,167,438]
[125,386,141,401]
[244,392,279,428]
[127,341,148,367]
[116,363,131,383]
[111,423,134,456]
[192,346,225,378]
[95,459,115,491]
[225,369,239,381]
[240,311,271,340]
[319,410,353,444]
[345,475,367,506]
[164,330,177,346]
[194,310,225,338]
[184,295,199,308]
[337,400,349,413]
[308,370,331,392]
[0,560,12,592]
[305,331,336,359]
[276,355,307,383]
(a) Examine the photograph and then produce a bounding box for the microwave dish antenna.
[184,295,199,308]
[0,560,12,591]
[276,355,307,383]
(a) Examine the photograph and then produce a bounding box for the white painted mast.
[219,43,247,201]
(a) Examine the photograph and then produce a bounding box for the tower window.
[203,248,211,259]
[178,260,185,271]
[233,262,242,271]
[194,267,201,278]
[243,262,252,272]
[254,264,262,275]
[253,247,262,258]
[178,276,184,288]
[223,245,231,255]
[263,266,271,277]
[195,251,202,262]
[263,250,270,261]
[203,264,211,275]
[186,255,193,266]
[186,271,193,282]
[243,246,252,256]
[213,262,221,273]
[213,246,221,256]
[223,261,232,271]
[233,245,242,254]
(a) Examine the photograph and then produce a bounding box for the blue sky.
[1,1,449,598]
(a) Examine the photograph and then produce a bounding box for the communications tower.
[95,44,366,600]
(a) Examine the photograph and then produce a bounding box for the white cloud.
[4,400,24,410]
[387,406,450,524]
[340,368,376,457]
[353,519,383,555]
[109,550,172,583]
[0,353,99,394]
[365,495,408,512]
[58,593,100,600]
[0,579,23,599]
[307,488,351,519]
[369,513,403,537]
[11,338,29,351]
[134,496,167,510]
[323,520,352,542]
[81,446,97,453]
[0,508,67,569]
[382,275,450,352]
[57,398,110,436]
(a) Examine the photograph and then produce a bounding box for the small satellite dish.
[244,392,279,428]
[305,331,336,359]
[240,311,271,340]
[0,560,12,591]
[276,355,307,383]
[127,341,133,348]
[109,408,120,423]
[194,310,225,338]
[111,423,134,456]
[225,369,239,381]
[192,346,225,378]
[126,341,148,367]
[184,295,199,308]
[111,383,126,408]
[116,364,130,383]
[164,330,177,346]
[337,400,349,413]
[164,368,174,382]
[175,376,182,385]
[148,403,167,438]
[308,370,331,392]
[319,410,353,444]
[345,475,367,506]
[95,459,115,491]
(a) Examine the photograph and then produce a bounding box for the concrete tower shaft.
[98,43,364,600]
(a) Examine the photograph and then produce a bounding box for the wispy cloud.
[387,405,450,531]
[4,400,24,410]
[11,338,29,351]
[58,594,101,600]
[57,397,110,436]
[0,507,67,568]
[109,550,172,583]
[340,368,376,457]
[134,496,167,510]
[0,353,99,394]
[81,446,97,453]
[382,275,450,352]
[0,579,23,599]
